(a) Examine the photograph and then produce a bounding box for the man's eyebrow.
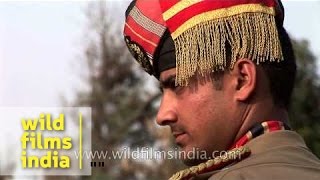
[159,74,176,90]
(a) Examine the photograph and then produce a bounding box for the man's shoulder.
[209,131,320,180]
[209,163,320,180]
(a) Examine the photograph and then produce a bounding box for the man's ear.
[231,58,257,101]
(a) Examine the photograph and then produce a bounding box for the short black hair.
[261,27,296,109]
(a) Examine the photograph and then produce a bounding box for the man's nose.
[156,92,177,126]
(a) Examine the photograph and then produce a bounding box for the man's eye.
[159,83,179,93]
[169,81,177,90]
[169,82,183,93]
[159,75,182,93]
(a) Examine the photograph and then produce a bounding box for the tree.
[289,39,320,157]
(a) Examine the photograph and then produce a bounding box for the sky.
[0,1,88,107]
[0,0,319,107]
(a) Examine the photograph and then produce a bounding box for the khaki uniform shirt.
[194,131,320,180]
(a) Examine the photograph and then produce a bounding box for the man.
[123,0,320,179]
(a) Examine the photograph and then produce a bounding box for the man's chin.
[178,147,209,166]
[181,157,206,166]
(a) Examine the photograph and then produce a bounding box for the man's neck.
[234,102,289,143]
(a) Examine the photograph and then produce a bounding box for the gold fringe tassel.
[175,12,283,86]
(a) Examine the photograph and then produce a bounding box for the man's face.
[157,68,240,165]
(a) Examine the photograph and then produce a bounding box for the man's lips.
[172,131,184,137]
[172,131,187,144]
[171,125,187,145]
